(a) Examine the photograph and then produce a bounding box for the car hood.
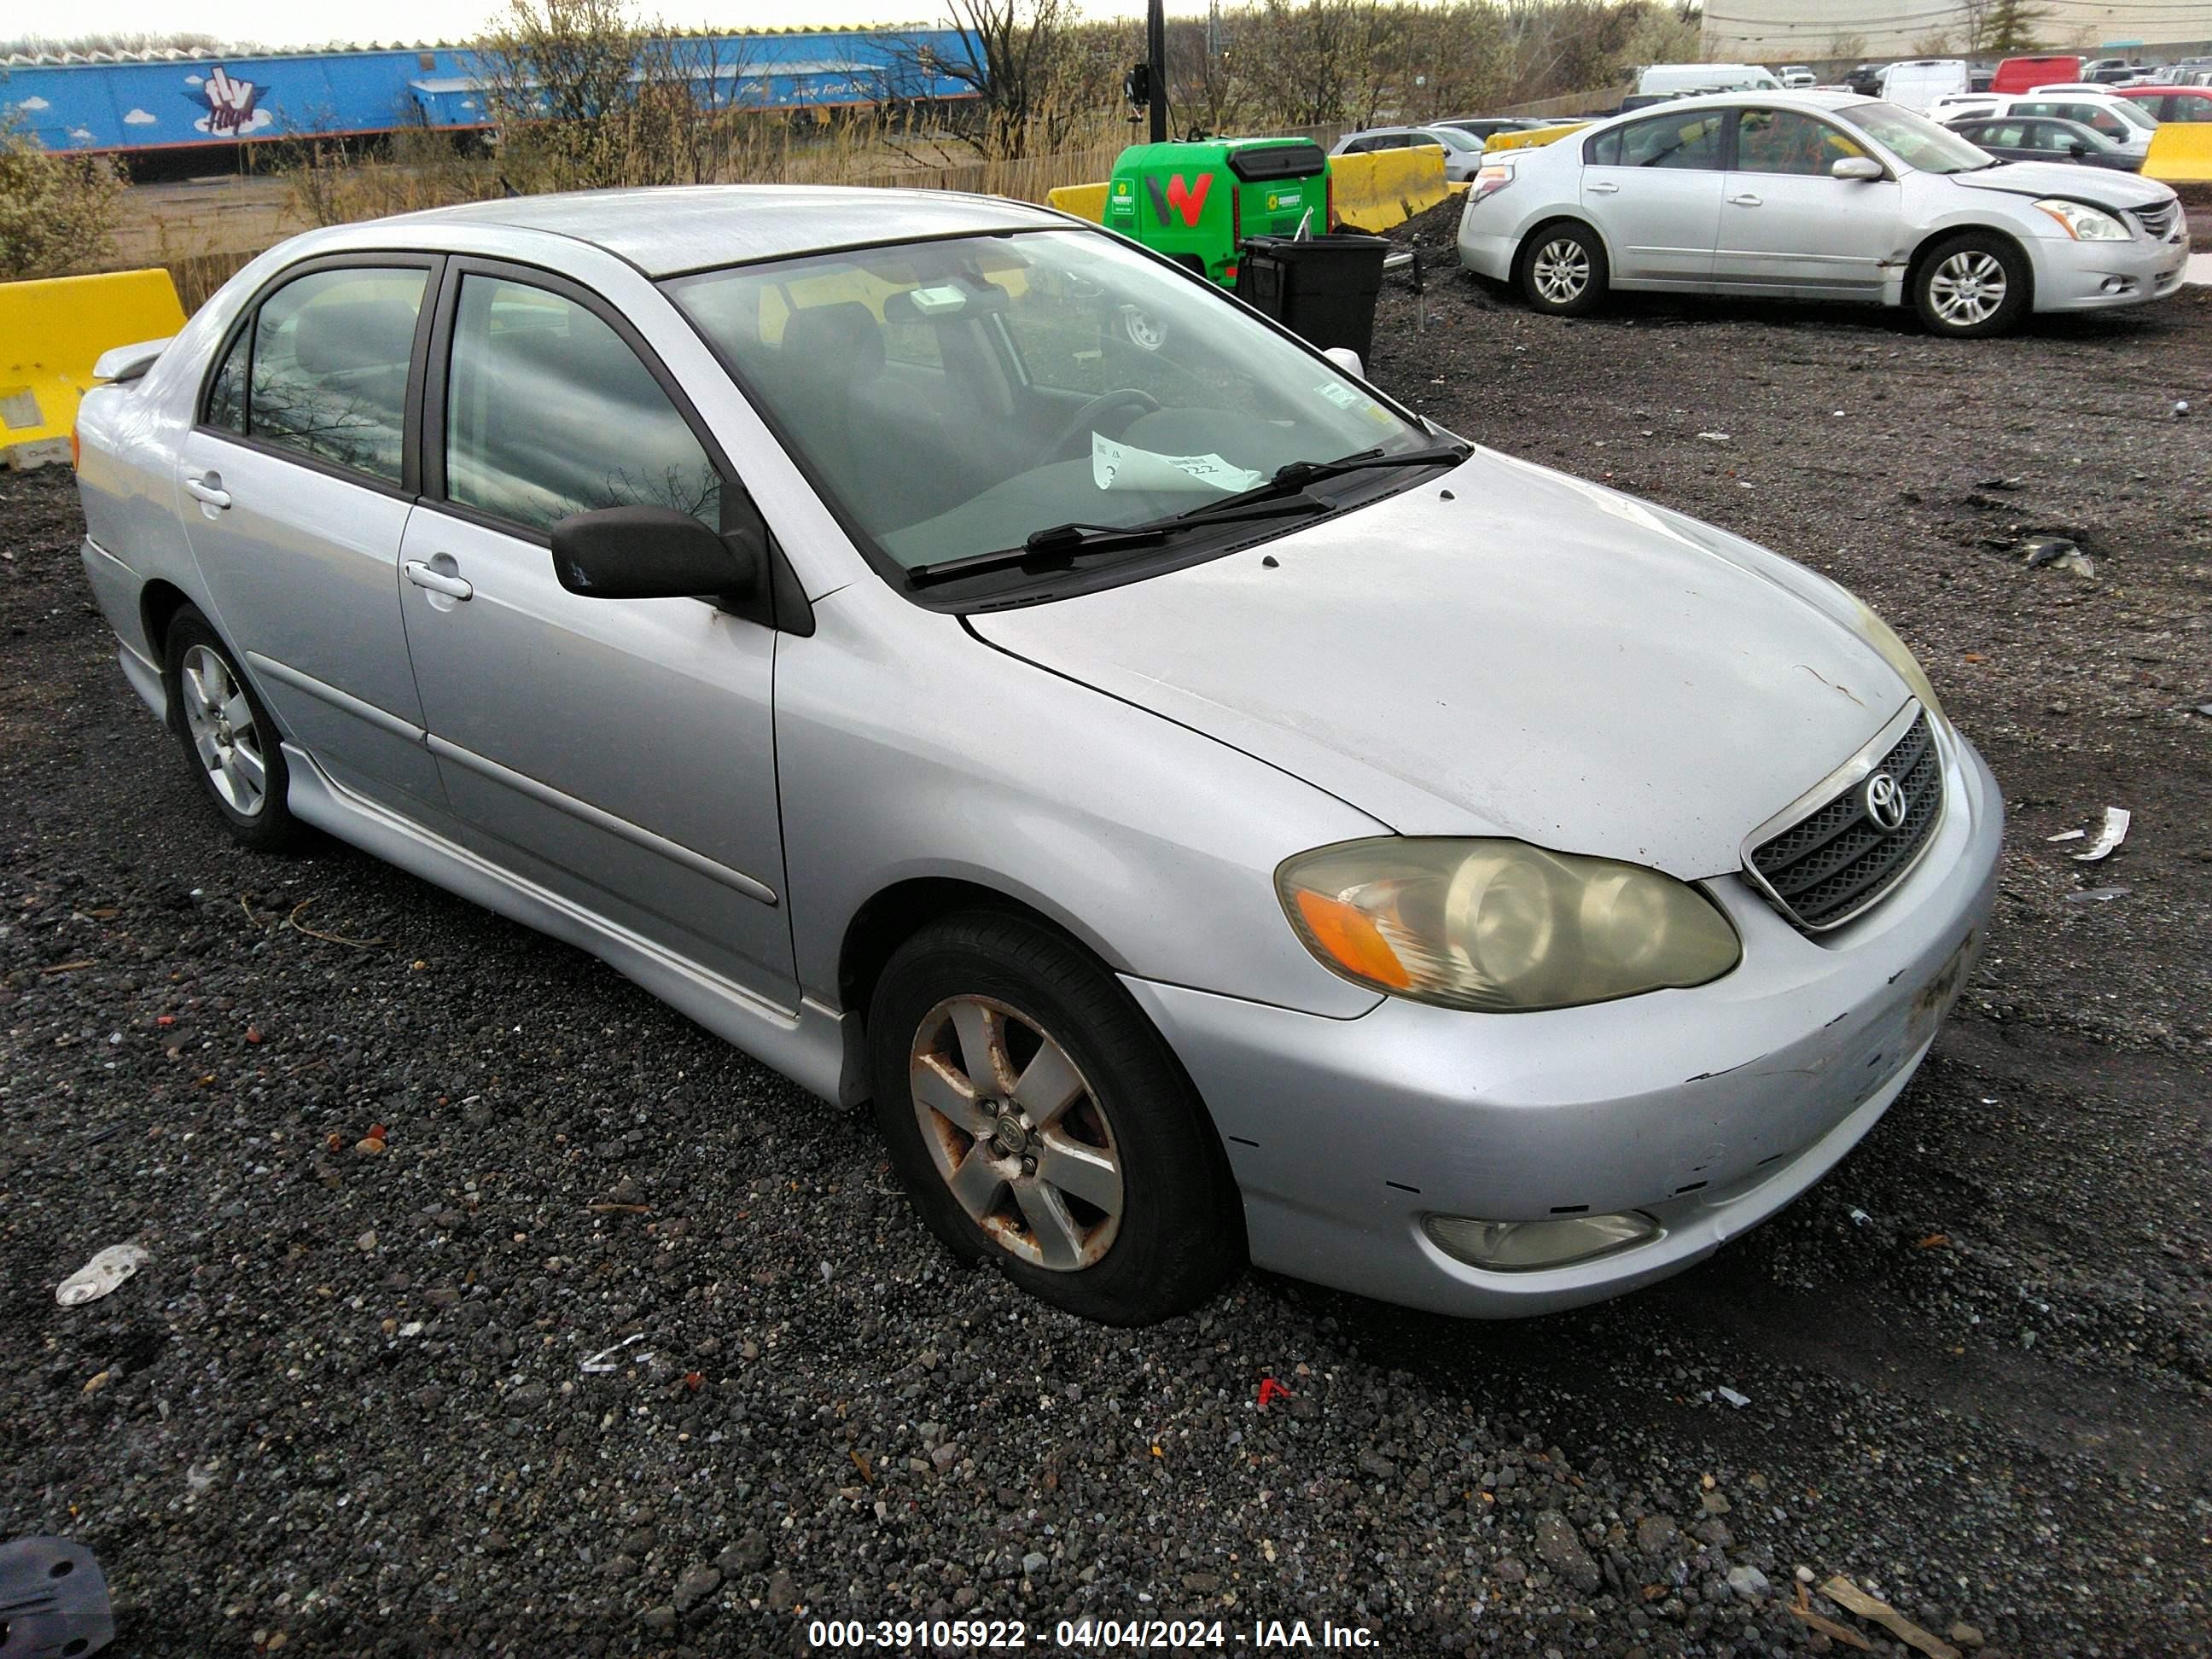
[969,451,1911,880]
[1941,160,2168,207]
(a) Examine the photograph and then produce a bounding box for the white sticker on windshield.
[1092,431,1262,494]
[1315,381,1364,410]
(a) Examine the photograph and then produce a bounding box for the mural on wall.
[188,67,274,137]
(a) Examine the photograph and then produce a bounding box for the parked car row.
[1457,91,2189,337]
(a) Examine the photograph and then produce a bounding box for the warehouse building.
[0,28,977,158]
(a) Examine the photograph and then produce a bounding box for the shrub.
[0,121,125,281]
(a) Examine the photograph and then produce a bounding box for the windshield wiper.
[1184,441,1471,517]
[905,494,1332,587]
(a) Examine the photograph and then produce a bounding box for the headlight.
[1852,601,1947,726]
[2033,198,2129,241]
[1277,839,1741,1012]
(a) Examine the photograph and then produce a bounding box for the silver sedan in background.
[1458,90,2187,335]
[75,186,1999,1324]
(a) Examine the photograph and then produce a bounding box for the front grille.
[2133,201,2179,242]
[1747,712,1943,931]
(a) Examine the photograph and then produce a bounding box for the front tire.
[1912,232,2029,338]
[868,911,1243,1324]
[1519,221,1608,316]
[163,607,300,852]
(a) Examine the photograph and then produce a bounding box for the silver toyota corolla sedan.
[73,185,2001,1324]
[1458,90,2187,335]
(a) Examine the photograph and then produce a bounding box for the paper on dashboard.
[1092,431,1261,494]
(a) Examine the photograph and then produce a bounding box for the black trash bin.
[1237,233,1390,359]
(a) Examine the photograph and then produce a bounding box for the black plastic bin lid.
[1226,141,1327,182]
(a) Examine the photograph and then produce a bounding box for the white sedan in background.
[1458,90,2186,336]
[1331,125,1487,183]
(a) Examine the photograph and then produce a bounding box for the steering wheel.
[1042,387,1161,463]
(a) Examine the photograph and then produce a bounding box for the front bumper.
[2030,229,2191,311]
[1128,725,2003,1318]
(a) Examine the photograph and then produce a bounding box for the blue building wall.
[1,30,979,155]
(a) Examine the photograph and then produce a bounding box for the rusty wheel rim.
[909,995,1124,1272]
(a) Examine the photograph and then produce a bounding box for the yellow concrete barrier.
[1485,122,1590,154]
[1327,146,1451,232]
[1,268,186,470]
[2144,121,2212,183]
[1046,181,1109,223]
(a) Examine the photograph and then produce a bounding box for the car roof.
[1609,89,1871,117]
[389,184,1068,278]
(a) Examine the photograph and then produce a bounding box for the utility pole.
[1148,0,1167,143]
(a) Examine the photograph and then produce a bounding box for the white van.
[1878,59,1970,111]
[1636,62,1781,96]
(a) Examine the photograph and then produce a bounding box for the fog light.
[1423,1211,1660,1272]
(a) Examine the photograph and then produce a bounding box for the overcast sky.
[46,0,1154,50]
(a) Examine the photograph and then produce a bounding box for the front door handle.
[404,559,474,601]
[1728,192,1763,207]
[183,474,231,509]
[1586,180,1620,194]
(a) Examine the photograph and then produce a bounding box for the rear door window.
[246,267,427,484]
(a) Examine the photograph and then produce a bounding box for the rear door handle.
[1586,180,1620,194]
[183,474,230,509]
[404,560,474,601]
[1729,192,1763,206]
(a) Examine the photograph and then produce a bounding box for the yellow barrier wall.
[2144,122,2212,184]
[1,268,186,469]
[1327,146,1451,232]
[1485,122,1589,154]
[1046,181,1109,223]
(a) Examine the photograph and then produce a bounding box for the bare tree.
[911,0,1094,159]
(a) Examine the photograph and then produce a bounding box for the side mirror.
[2068,139,2092,155]
[1323,345,1365,380]
[550,505,760,601]
[1831,155,1884,181]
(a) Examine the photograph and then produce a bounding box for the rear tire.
[1912,231,2029,338]
[1518,221,1608,316]
[868,910,1243,1325]
[162,607,300,853]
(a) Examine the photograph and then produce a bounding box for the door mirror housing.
[2067,138,2093,155]
[1831,155,1885,181]
[550,506,760,602]
[1323,345,1365,380]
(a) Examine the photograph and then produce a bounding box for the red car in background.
[1993,54,2081,93]
[2118,85,2212,122]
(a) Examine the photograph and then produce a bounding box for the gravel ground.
[3,218,2209,1658]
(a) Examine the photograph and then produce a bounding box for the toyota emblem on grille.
[1861,771,1908,833]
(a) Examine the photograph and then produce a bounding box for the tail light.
[1470,162,1515,203]
[71,420,81,471]
[1231,183,1242,249]
[1324,168,1335,229]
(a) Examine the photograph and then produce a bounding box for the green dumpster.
[1101,137,1330,290]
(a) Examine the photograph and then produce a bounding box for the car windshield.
[1842,100,1999,171]
[1423,127,1484,150]
[2110,98,2158,128]
[667,230,1427,578]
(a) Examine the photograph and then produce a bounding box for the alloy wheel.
[1532,238,1591,305]
[1929,250,2007,328]
[908,994,1124,1272]
[179,644,268,818]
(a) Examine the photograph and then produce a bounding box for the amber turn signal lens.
[1293,888,1412,990]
